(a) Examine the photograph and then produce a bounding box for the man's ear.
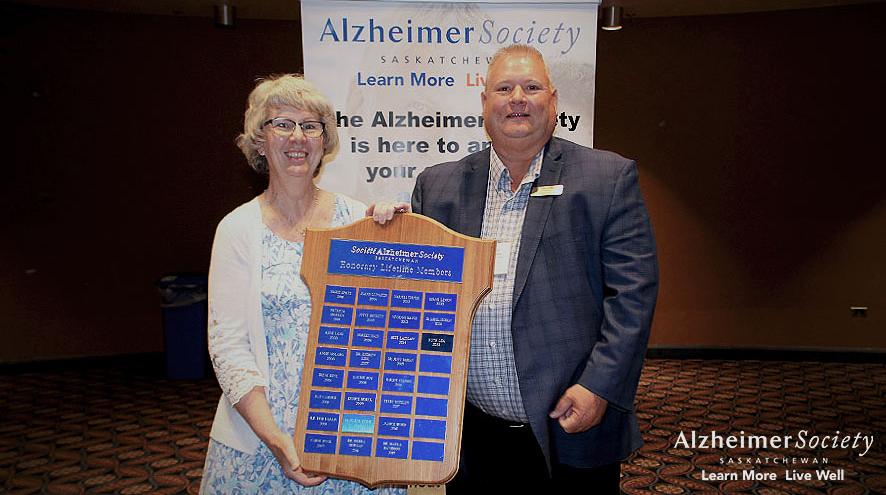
[551,88,559,122]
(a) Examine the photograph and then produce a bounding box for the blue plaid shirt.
[465,148,542,422]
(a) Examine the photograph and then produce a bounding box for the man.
[375,44,658,491]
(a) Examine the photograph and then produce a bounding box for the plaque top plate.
[328,239,465,283]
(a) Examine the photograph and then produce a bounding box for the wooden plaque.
[295,213,495,487]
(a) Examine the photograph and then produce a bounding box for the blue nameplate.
[420,354,452,374]
[423,313,455,332]
[315,347,347,367]
[418,375,450,396]
[328,239,465,283]
[357,288,390,307]
[385,352,417,372]
[424,293,457,312]
[391,290,422,309]
[324,285,356,305]
[321,305,353,326]
[386,331,419,350]
[306,412,339,432]
[304,433,337,454]
[415,397,448,417]
[380,394,413,414]
[382,373,415,393]
[413,419,447,440]
[421,333,454,352]
[311,368,345,388]
[341,413,375,434]
[388,310,421,329]
[339,436,372,457]
[344,392,377,412]
[378,417,411,437]
[376,438,408,459]
[309,390,342,409]
[412,441,445,462]
[318,326,350,345]
[351,329,383,348]
[350,349,381,369]
[355,309,387,327]
[312,368,344,388]
[347,371,379,390]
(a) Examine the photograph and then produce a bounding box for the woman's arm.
[207,218,265,405]
[234,388,327,486]
[207,216,326,486]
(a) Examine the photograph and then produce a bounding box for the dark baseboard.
[0,352,166,375]
[647,346,886,363]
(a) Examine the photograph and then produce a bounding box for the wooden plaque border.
[295,213,495,487]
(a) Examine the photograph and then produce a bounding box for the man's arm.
[580,160,659,411]
[551,160,659,432]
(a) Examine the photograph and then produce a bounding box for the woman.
[201,74,403,494]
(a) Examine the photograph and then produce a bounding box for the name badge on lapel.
[530,185,564,197]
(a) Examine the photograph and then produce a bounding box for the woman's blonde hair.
[236,74,339,176]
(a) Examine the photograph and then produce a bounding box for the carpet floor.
[1,359,883,494]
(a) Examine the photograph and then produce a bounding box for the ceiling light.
[601,5,623,31]
[214,4,235,28]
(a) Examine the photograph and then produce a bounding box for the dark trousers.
[446,403,621,493]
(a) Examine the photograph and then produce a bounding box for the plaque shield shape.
[296,213,495,487]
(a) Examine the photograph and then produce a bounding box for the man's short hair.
[486,44,555,91]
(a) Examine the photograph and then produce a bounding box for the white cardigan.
[207,195,366,453]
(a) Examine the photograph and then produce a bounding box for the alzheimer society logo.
[319,17,582,55]
[674,429,876,482]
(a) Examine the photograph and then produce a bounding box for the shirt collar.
[489,147,544,193]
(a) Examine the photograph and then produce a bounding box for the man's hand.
[549,384,608,433]
[366,202,410,224]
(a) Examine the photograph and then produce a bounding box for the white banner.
[301,0,600,204]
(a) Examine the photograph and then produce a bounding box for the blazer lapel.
[458,149,490,237]
[512,138,564,310]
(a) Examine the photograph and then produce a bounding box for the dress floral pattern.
[201,195,404,494]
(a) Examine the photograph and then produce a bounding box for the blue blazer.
[412,137,659,468]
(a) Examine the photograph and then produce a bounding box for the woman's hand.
[233,388,327,486]
[267,430,328,486]
[366,202,410,224]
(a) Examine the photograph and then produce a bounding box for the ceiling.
[6,0,882,20]
[616,0,880,17]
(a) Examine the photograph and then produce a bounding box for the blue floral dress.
[201,195,405,494]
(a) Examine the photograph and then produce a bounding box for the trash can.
[157,274,208,379]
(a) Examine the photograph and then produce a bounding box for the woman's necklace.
[265,186,321,237]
